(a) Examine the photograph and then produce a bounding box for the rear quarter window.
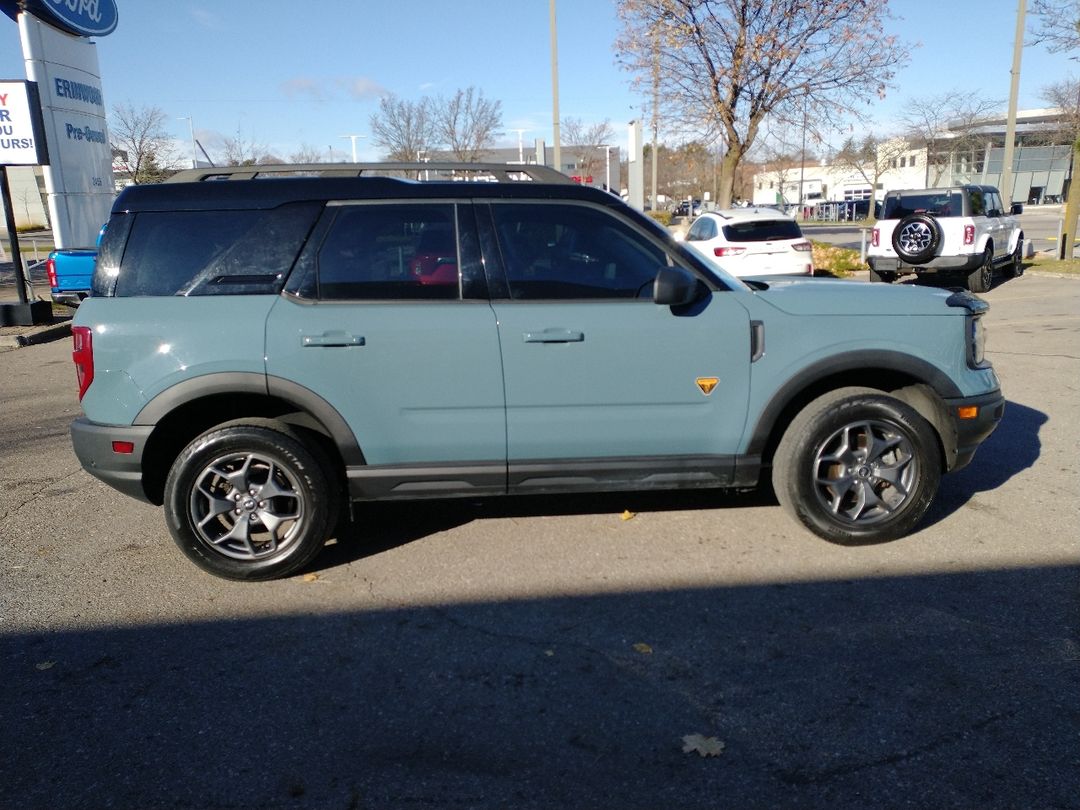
[111,202,321,297]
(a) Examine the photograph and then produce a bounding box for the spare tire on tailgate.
[891,214,942,264]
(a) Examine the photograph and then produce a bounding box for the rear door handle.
[523,328,585,344]
[302,332,366,348]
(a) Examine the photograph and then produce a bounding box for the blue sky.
[2,1,1075,163]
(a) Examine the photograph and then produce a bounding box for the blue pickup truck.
[45,246,96,306]
[44,225,104,307]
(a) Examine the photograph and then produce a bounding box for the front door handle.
[302,332,366,348]
[523,328,585,344]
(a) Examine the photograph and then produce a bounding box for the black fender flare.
[745,350,963,460]
[134,372,364,466]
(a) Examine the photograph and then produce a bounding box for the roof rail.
[166,162,574,184]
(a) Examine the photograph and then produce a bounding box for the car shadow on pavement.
[319,487,775,572]
[317,400,1042,572]
[924,399,1045,529]
[3,564,1077,808]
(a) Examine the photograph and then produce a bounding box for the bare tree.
[562,118,616,183]
[1031,0,1080,57]
[433,87,503,162]
[109,102,178,183]
[901,91,1001,186]
[616,0,910,207]
[288,143,327,164]
[1043,77,1080,257]
[831,134,908,219]
[370,94,436,161]
[218,130,277,166]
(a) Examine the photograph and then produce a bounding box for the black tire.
[1005,238,1024,279]
[772,388,942,545]
[868,267,897,283]
[967,247,993,293]
[164,423,338,580]
[891,214,942,264]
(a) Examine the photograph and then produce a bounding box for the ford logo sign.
[25,0,118,37]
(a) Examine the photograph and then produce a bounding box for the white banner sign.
[0,80,48,165]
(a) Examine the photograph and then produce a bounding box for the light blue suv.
[69,163,1004,580]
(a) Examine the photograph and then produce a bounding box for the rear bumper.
[946,390,1005,472]
[868,254,983,273]
[51,290,88,307]
[70,417,154,503]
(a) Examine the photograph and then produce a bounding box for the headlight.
[970,315,987,367]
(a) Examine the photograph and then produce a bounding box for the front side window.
[490,203,669,300]
[315,204,459,300]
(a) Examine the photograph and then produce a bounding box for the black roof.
[112,174,623,214]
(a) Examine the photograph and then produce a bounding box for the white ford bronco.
[868,185,1024,293]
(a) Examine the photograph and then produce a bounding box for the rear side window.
[312,203,460,301]
[721,219,801,242]
[113,203,320,297]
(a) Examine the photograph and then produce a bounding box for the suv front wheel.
[164,423,338,580]
[772,388,941,544]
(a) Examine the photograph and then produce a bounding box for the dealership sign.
[11,0,118,37]
[0,80,49,165]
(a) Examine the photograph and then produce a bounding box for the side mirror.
[654,266,701,307]
[1010,202,1023,216]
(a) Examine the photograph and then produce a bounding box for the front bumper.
[70,417,154,503]
[945,390,1005,472]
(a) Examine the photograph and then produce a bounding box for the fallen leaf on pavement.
[632,642,653,655]
[682,734,725,757]
[620,510,636,521]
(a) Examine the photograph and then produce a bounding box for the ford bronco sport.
[70,163,1004,580]
[867,185,1024,293]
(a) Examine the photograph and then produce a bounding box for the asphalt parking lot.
[1,274,1078,809]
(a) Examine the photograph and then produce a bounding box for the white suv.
[868,185,1024,293]
[684,208,814,277]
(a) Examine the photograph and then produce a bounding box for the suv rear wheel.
[164,423,338,580]
[968,247,994,293]
[772,388,941,544]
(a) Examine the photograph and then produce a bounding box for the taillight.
[871,228,880,247]
[791,241,812,252]
[72,326,94,401]
[46,257,58,289]
[964,225,975,245]
[714,246,747,257]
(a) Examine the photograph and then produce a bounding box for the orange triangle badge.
[696,377,719,395]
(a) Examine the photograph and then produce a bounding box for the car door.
[265,200,507,497]
[480,199,753,492]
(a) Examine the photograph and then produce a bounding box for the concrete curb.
[0,320,71,349]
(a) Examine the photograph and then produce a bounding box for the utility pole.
[549,0,561,172]
[1000,0,1025,207]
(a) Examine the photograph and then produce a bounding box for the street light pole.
[178,116,197,168]
[340,134,365,162]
